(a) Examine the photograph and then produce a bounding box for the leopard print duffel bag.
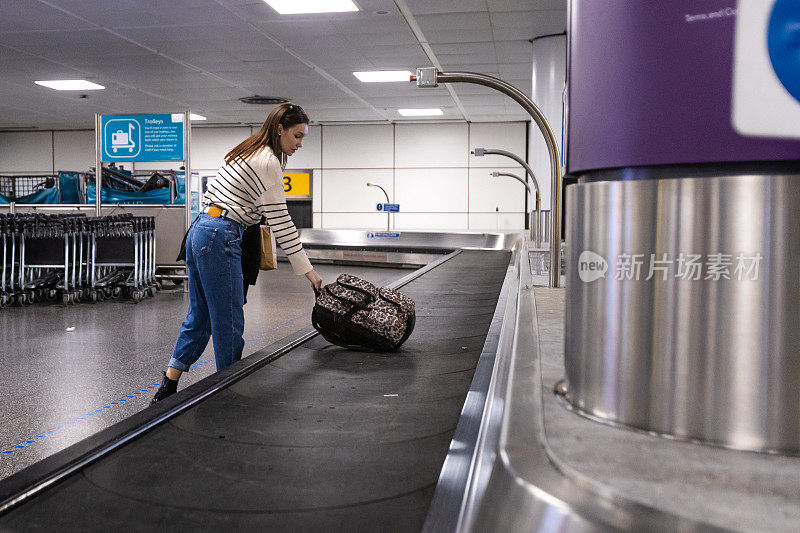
[312,274,416,352]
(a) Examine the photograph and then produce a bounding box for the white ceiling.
[0,0,566,129]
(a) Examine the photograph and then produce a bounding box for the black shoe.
[151,371,178,404]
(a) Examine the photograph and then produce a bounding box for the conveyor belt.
[0,249,511,531]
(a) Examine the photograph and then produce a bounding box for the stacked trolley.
[93,214,158,303]
[0,213,158,308]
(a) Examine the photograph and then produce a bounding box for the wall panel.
[191,127,251,170]
[322,125,393,169]
[468,121,527,168]
[53,130,94,172]
[468,213,526,231]
[393,213,469,230]
[395,123,468,168]
[322,168,393,213]
[0,132,53,173]
[468,166,527,212]
[321,212,389,230]
[395,168,468,213]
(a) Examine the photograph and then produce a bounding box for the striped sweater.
[203,146,312,275]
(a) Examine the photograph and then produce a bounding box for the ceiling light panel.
[398,108,443,116]
[34,80,105,91]
[353,71,413,83]
[264,0,359,15]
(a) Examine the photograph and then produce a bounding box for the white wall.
[0,132,53,173]
[0,121,529,231]
[318,122,528,231]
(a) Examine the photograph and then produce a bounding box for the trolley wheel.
[97,291,105,302]
[28,291,38,304]
[62,293,69,306]
[90,291,98,303]
[113,286,122,298]
[155,281,162,291]
[132,290,141,303]
[147,287,155,298]
[45,289,57,302]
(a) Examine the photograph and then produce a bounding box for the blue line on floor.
[1,357,216,460]
[2,298,351,461]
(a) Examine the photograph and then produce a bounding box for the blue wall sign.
[101,113,184,162]
[367,232,401,238]
[376,203,400,212]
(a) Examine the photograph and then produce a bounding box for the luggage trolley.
[17,214,81,306]
[67,216,95,303]
[93,214,157,303]
[0,213,159,307]
[0,215,22,308]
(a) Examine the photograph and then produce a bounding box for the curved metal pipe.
[366,182,391,231]
[492,171,541,249]
[476,148,540,199]
[493,171,532,193]
[412,68,562,287]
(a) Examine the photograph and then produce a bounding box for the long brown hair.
[224,103,309,167]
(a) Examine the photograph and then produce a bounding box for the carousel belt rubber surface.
[0,250,511,532]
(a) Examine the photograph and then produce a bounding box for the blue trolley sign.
[101,113,184,162]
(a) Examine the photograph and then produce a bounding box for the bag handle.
[337,279,376,304]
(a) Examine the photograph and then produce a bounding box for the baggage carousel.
[0,241,515,531]
[4,230,795,532]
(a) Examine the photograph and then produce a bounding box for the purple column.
[567,0,800,174]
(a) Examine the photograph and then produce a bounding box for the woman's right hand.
[305,269,323,291]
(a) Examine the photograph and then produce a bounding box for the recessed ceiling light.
[398,108,443,117]
[190,114,207,121]
[354,70,413,83]
[34,79,105,91]
[264,0,358,15]
[239,95,289,105]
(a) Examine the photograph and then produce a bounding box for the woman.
[152,103,322,403]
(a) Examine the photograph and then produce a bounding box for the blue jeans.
[169,214,245,372]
